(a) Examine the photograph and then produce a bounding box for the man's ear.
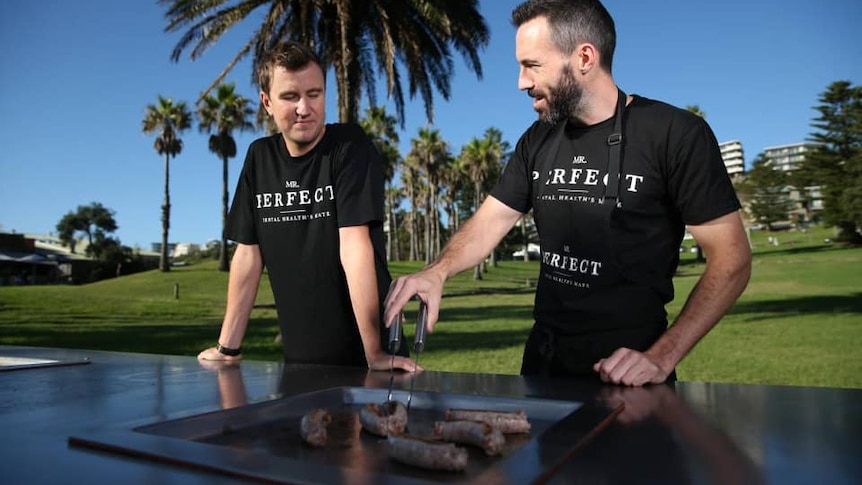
[576,43,598,75]
[259,91,271,113]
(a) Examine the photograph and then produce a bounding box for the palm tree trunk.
[426,190,434,262]
[473,265,483,280]
[160,153,171,272]
[409,186,417,261]
[334,0,360,123]
[424,193,431,265]
[385,183,392,261]
[433,186,441,258]
[219,154,230,271]
[391,191,401,261]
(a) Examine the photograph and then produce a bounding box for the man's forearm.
[646,217,751,372]
[648,260,750,372]
[426,196,523,281]
[218,244,263,349]
[339,226,384,360]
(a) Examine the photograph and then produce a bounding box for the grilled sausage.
[444,409,531,434]
[359,400,408,437]
[300,408,331,447]
[387,435,469,472]
[433,420,505,455]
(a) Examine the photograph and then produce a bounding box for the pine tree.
[798,81,862,243]
[740,154,795,230]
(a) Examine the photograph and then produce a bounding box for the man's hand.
[593,347,670,386]
[198,347,243,363]
[384,196,523,333]
[367,352,423,372]
[384,269,446,333]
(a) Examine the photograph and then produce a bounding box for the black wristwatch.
[216,343,242,356]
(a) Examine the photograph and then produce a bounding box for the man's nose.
[296,98,310,116]
[517,68,532,92]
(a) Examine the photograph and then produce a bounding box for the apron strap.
[604,88,627,206]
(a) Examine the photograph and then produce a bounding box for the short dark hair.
[512,0,616,73]
[256,41,325,95]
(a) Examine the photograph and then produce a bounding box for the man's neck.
[283,126,326,157]
[572,78,624,126]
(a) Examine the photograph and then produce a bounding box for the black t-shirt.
[491,95,740,336]
[227,124,392,365]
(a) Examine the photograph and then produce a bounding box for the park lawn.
[669,227,861,387]
[0,225,859,388]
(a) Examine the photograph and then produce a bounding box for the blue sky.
[1,0,860,249]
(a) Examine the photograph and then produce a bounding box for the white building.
[762,142,817,172]
[718,140,745,178]
[762,142,823,223]
[172,243,201,258]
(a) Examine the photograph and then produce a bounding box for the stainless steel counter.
[1,345,859,484]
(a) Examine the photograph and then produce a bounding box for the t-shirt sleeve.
[225,146,260,244]
[490,134,535,214]
[667,117,741,225]
[334,126,385,227]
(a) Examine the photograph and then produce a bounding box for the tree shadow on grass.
[423,328,531,353]
[432,303,534,324]
[726,293,862,322]
[756,244,836,256]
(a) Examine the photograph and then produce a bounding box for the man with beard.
[384,0,751,386]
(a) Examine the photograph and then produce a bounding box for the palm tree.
[142,95,192,272]
[197,83,256,271]
[408,127,449,263]
[459,127,508,278]
[437,155,466,234]
[400,155,422,261]
[359,107,400,260]
[385,185,406,261]
[161,0,489,126]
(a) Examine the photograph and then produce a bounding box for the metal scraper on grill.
[406,299,428,412]
[386,312,402,402]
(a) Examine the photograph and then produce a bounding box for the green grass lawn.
[1,225,859,388]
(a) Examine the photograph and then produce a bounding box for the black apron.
[521,89,675,381]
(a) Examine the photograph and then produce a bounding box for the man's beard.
[538,66,583,126]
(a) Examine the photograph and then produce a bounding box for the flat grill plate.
[70,386,620,484]
[0,355,90,371]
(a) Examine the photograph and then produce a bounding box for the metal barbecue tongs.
[386,312,403,402]
[406,299,428,412]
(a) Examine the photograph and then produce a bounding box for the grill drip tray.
[70,386,621,484]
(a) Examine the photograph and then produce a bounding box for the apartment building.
[762,142,823,223]
[762,142,818,172]
[718,140,745,178]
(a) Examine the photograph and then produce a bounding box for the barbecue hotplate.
[0,355,90,371]
[69,387,621,484]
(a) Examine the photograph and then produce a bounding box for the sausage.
[300,408,331,447]
[387,435,469,472]
[359,400,408,437]
[444,409,531,434]
[433,420,505,456]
